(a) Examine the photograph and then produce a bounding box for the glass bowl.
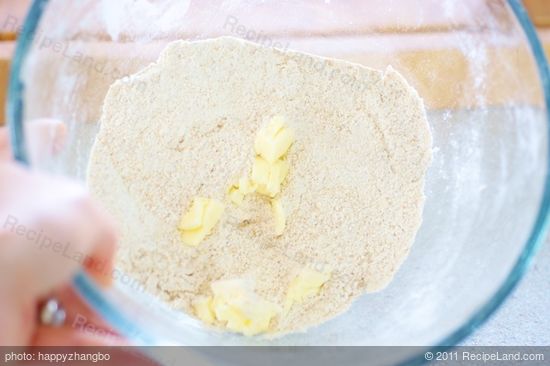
[7,0,550,364]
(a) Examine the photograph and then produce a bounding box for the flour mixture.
[87,36,432,335]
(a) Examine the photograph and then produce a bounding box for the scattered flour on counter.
[87,36,432,334]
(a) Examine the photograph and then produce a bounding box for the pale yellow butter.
[178,198,224,246]
[209,279,280,336]
[228,177,257,205]
[227,115,293,238]
[254,116,295,164]
[179,197,208,230]
[228,187,245,205]
[238,176,256,194]
[192,296,216,324]
[251,157,290,198]
[285,268,331,312]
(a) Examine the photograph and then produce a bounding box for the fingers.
[0,126,12,161]
[0,119,113,287]
[0,163,118,298]
[0,287,36,345]
[0,120,120,347]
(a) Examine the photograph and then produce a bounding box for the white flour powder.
[87,37,432,334]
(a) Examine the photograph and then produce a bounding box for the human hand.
[0,123,124,346]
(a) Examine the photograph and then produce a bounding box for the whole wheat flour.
[87,36,432,335]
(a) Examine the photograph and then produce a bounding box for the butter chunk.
[179,197,208,230]
[228,187,245,205]
[210,279,280,336]
[178,198,224,246]
[252,157,290,197]
[266,115,286,136]
[271,199,286,236]
[180,230,208,248]
[192,296,215,325]
[211,278,251,300]
[228,177,256,205]
[254,116,295,163]
[238,176,256,194]
[251,156,270,186]
[285,268,331,312]
[202,200,225,229]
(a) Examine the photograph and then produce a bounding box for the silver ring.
[39,298,66,327]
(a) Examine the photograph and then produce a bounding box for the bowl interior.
[11,0,548,358]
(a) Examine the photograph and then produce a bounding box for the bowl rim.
[6,0,550,363]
